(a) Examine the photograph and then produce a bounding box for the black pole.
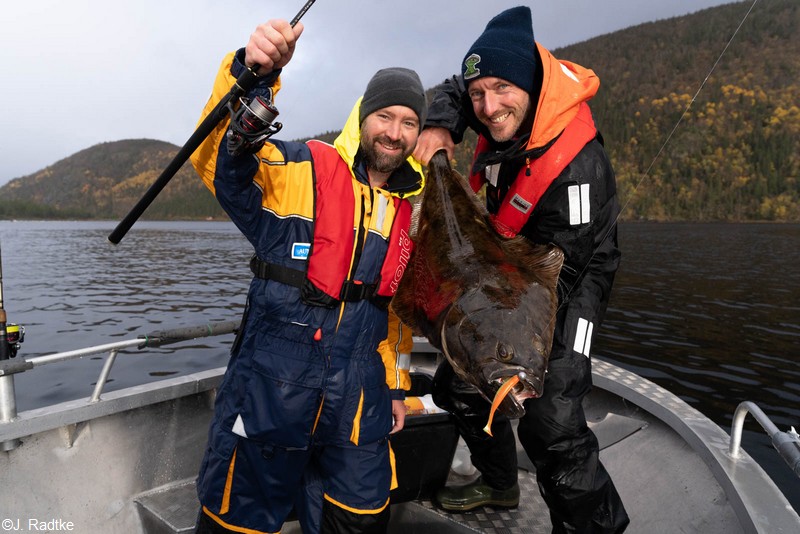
[108,0,316,245]
[0,247,10,362]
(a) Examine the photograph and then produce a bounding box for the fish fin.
[427,151,452,178]
[508,241,565,290]
[407,195,422,237]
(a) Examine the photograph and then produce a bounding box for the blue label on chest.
[292,243,311,260]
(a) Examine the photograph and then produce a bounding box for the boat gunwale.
[592,357,800,533]
[0,367,224,443]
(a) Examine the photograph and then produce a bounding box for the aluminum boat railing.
[0,320,238,450]
[730,400,800,477]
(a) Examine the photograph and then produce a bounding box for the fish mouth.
[485,368,541,417]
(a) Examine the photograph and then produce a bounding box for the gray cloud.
[0,0,734,185]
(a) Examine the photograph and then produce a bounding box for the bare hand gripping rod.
[107,0,316,244]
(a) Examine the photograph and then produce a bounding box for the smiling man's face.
[467,76,532,143]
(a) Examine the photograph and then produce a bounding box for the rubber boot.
[436,476,520,511]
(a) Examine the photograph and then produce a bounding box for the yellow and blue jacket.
[190,50,421,455]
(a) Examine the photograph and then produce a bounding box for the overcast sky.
[0,0,737,186]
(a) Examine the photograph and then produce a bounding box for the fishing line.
[547,0,760,333]
[613,0,760,224]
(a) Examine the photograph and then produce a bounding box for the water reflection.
[600,223,800,425]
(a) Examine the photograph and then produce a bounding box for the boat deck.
[283,382,745,534]
[388,469,552,533]
[3,350,798,533]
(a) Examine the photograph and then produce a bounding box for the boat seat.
[134,478,198,534]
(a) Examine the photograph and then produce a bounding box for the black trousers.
[432,350,629,533]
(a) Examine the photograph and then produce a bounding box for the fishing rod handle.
[239,0,314,80]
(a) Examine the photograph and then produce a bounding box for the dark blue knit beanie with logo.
[462,6,537,93]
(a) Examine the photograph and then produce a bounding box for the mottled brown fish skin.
[393,152,564,418]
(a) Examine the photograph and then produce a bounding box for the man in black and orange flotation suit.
[413,6,629,533]
[190,18,425,534]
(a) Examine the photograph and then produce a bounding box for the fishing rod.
[0,247,8,362]
[107,0,317,245]
[0,246,24,364]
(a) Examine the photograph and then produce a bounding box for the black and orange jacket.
[424,42,621,361]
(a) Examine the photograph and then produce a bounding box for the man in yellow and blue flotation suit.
[413,6,629,533]
[190,18,425,534]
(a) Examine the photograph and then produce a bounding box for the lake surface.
[598,222,800,512]
[0,220,797,511]
[0,220,250,409]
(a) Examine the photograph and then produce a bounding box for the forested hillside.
[0,0,796,221]
[0,139,225,220]
[557,0,799,221]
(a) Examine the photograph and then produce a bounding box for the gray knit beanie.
[359,67,427,129]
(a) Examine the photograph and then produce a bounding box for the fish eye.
[497,343,514,362]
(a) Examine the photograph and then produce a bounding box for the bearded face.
[359,105,419,175]
[360,131,412,173]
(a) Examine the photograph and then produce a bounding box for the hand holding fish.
[413,126,455,164]
[244,19,305,75]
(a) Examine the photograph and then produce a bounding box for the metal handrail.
[730,400,800,477]
[25,339,145,369]
[0,320,238,427]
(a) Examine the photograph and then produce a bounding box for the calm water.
[598,222,800,511]
[0,220,797,510]
[0,220,251,410]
